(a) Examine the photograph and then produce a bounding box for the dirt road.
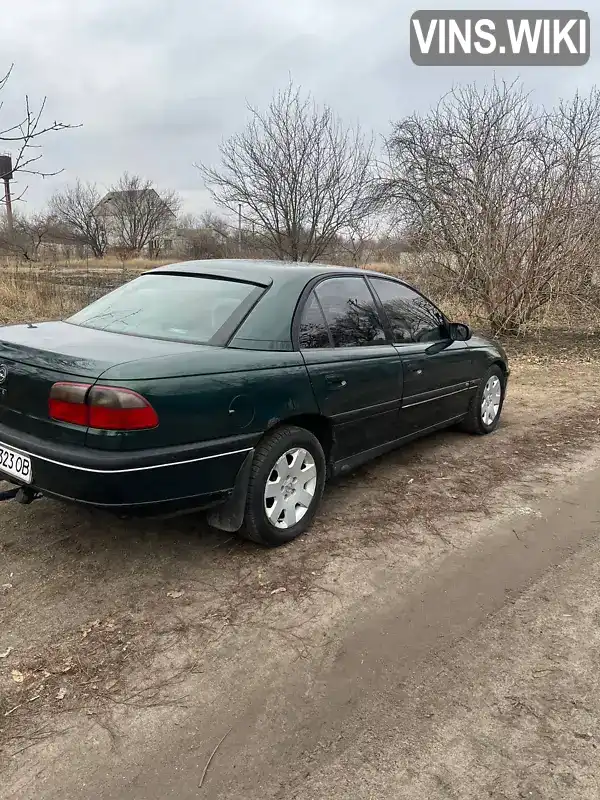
[67,456,600,800]
[2,341,600,798]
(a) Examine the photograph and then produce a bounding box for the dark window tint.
[298,292,332,349]
[315,277,385,347]
[67,274,261,345]
[370,278,447,344]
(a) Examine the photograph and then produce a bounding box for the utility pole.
[0,155,14,233]
[238,203,242,254]
[4,180,13,233]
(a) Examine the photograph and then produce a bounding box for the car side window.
[370,278,447,344]
[315,277,386,347]
[298,291,332,349]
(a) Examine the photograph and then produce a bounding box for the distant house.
[93,189,177,255]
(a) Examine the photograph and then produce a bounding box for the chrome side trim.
[402,386,473,410]
[0,442,253,475]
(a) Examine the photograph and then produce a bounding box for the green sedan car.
[0,260,508,546]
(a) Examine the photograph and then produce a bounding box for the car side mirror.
[448,322,472,342]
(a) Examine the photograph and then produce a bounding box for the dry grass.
[0,256,175,324]
[0,273,84,324]
[0,270,123,325]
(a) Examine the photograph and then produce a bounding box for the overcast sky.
[1,0,597,217]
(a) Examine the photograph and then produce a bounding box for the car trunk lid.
[0,321,204,445]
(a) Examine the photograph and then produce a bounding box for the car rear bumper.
[0,423,258,513]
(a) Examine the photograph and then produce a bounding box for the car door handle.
[325,374,347,389]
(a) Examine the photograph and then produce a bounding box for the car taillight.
[87,386,159,430]
[49,383,158,431]
[48,382,90,426]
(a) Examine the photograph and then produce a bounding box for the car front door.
[368,277,475,434]
[297,276,404,463]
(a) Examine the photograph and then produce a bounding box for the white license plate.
[0,442,32,484]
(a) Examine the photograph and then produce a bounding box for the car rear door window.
[370,278,447,344]
[298,291,332,349]
[315,277,386,347]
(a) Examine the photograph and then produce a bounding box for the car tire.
[239,425,326,547]
[460,365,506,436]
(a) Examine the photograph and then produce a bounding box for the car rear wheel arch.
[239,423,327,546]
[207,415,332,539]
[266,414,333,463]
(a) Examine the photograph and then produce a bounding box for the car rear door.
[297,276,403,462]
[368,277,475,434]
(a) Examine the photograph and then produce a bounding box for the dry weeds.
[0,256,180,324]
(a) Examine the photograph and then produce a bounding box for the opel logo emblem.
[0,365,7,384]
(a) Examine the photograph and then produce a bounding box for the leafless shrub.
[198,82,376,263]
[383,80,600,335]
[333,216,380,267]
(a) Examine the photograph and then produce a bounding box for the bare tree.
[199,211,231,242]
[382,80,600,334]
[0,211,59,261]
[198,82,376,263]
[176,211,232,259]
[336,214,391,267]
[0,65,76,203]
[98,173,180,255]
[178,212,201,230]
[50,180,107,257]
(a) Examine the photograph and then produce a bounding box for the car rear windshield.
[67,274,263,345]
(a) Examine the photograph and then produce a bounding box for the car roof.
[148,258,397,286]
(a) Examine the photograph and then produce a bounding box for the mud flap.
[206,450,254,533]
